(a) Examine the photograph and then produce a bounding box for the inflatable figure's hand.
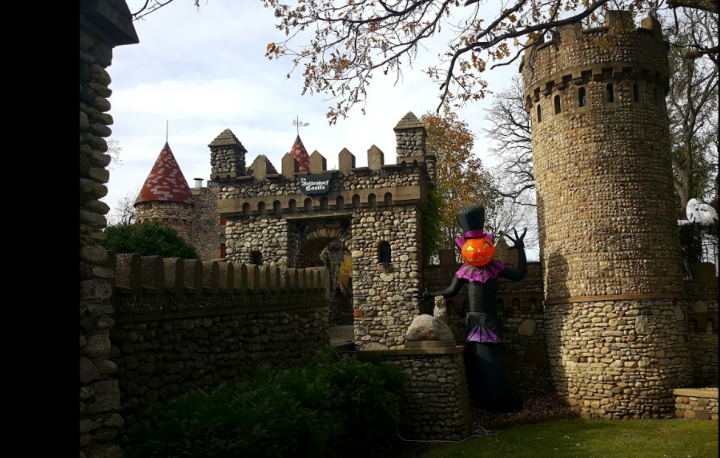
[505,228,527,250]
[413,291,435,302]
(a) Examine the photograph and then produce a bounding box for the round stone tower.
[521,11,692,419]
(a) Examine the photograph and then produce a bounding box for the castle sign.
[299,174,331,195]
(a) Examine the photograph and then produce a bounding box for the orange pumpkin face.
[461,238,495,267]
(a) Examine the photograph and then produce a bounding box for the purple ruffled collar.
[456,260,505,283]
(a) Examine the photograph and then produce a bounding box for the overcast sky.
[106,0,519,208]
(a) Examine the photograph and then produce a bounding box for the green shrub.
[124,348,405,458]
[103,221,199,259]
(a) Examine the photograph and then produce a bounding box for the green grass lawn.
[418,419,718,458]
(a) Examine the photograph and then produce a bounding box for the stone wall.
[351,206,423,350]
[358,347,474,441]
[545,299,693,419]
[673,388,718,421]
[106,254,331,437]
[80,2,138,457]
[685,265,719,387]
[134,201,194,241]
[190,181,226,260]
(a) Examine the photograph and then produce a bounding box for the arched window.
[384,192,393,207]
[242,202,250,216]
[606,83,614,103]
[536,104,542,123]
[273,200,282,216]
[632,83,640,103]
[378,242,392,263]
[288,199,297,212]
[336,195,344,209]
[368,193,377,209]
[554,95,561,114]
[578,87,587,107]
[352,194,361,208]
[251,251,263,265]
[320,197,328,210]
[257,201,266,215]
[304,198,313,212]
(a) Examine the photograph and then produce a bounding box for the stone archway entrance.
[291,219,353,326]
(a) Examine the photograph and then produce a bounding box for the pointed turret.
[289,135,310,173]
[135,142,194,206]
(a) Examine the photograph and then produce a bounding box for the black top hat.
[456,205,485,233]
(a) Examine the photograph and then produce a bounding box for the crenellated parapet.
[106,253,330,316]
[520,12,669,108]
[211,112,433,219]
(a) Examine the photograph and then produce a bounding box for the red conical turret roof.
[135,142,195,206]
[289,135,310,173]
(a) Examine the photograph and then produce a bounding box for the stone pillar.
[209,128,247,179]
[80,1,138,457]
[393,112,427,160]
[521,13,692,419]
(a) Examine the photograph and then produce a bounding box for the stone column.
[80,1,138,457]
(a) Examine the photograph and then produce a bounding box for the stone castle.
[79,4,717,457]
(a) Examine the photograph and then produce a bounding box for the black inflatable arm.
[499,228,528,281]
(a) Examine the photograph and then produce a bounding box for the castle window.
[384,192,393,206]
[536,104,542,123]
[320,197,328,210]
[220,217,227,226]
[606,83,614,103]
[289,199,297,212]
[632,83,640,103]
[251,251,263,265]
[554,95,561,114]
[578,87,587,107]
[304,198,313,212]
[220,244,226,259]
[378,242,392,263]
[273,200,282,215]
[242,202,250,216]
[257,201,266,215]
[336,195,344,209]
[368,193,377,209]
[352,194,361,208]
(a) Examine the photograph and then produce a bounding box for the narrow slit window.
[606,83,614,103]
[378,242,392,263]
[554,95,561,114]
[536,104,542,123]
[578,87,586,107]
[632,83,640,103]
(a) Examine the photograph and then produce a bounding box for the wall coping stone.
[673,388,718,399]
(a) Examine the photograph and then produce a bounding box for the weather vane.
[292,116,309,136]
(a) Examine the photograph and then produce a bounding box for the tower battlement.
[520,12,669,107]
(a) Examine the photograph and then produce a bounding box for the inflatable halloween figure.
[417,204,527,412]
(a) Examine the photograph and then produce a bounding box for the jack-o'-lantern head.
[461,238,495,267]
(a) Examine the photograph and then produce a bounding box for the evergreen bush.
[124,348,405,458]
[103,221,199,259]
